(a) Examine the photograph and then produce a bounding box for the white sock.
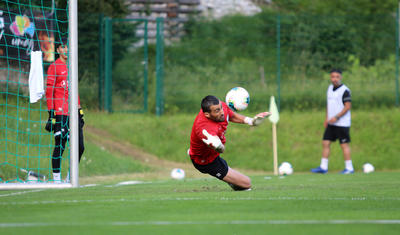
[53,172,61,181]
[345,160,354,171]
[320,158,329,170]
[65,171,70,183]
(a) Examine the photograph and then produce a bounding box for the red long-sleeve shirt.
[45,58,80,116]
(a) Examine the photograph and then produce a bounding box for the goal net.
[0,0,78,189]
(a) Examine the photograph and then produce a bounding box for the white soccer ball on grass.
[225,87,250,111]
[171,168,185,180]
[363,163,374,174]
[278,162,293,175]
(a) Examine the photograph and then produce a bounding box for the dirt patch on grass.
[84,125,203,181]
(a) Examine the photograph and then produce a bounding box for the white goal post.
[68,0,79,189]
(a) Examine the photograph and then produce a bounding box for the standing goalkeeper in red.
[45,39,85,183]
[189,95,270,191]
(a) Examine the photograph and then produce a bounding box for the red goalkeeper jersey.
[45,58,80,116]
[189,101,234,165]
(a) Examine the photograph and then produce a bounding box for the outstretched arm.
[230,111,271,126]
[229,112,247,124]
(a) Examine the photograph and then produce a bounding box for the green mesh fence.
[100,17,149,113]
[0,0,70,183]
[161,12,399,114]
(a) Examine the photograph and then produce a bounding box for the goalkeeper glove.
[79,108,84,128]
[45,110,56,132]
[244,112,271,126]
[202,129,225,153]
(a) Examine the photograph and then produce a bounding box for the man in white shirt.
[311,69,354,174]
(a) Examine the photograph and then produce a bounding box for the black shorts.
[323,125,351,144]
[191,156,229,180]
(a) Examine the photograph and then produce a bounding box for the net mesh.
[0,0,69,183]
[161,13,397,113]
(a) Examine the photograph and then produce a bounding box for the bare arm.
[328,102,351,124]
[229,112,247,124]
[229,111,271,125]
[338,101,351,117]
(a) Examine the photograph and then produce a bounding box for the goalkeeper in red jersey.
[45,38,85,183]
[189,95,270,191]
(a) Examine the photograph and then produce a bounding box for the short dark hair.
[330,68,342,74]
[201,95,220,113]
[56,37,68,49]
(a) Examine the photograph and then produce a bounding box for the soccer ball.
[278,162,293,175]
[363,163,374,174]
[225,87,250,111]
[170,168,185,180]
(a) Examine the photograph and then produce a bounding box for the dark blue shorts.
[191,156,229,180]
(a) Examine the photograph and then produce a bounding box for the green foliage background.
[158,10,397,113]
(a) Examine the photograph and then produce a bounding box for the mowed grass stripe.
[2,220,400,228]
[2,195,400,206]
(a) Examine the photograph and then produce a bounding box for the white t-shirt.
[327,84,351,127]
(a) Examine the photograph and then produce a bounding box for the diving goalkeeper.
[189,95,270,191]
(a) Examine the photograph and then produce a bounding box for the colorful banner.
[0,9,55,62]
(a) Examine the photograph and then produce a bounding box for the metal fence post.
[156,17,164,116]
[104,17,112,113]
[143,20,149,113]
[98,13,104,111]
[396,5,400,106]
[276,14,281,111]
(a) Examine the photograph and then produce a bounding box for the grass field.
[87,108,400,172]
[1,172,399,234]
[3,107,399,181]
